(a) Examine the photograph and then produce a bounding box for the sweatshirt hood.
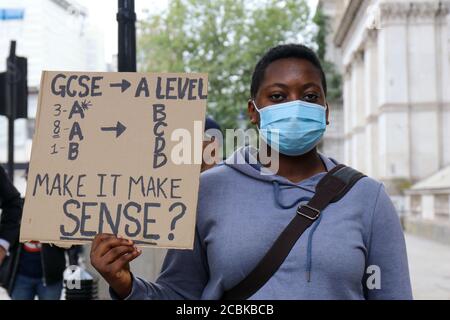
[223,146,339,282]
[224,146,338,193]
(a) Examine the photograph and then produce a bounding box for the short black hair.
[205,116,221,132]
[250,44,327,98]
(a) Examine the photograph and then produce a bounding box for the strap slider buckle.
[297,204,321,220]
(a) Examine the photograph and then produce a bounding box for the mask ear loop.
[251,99,260,112]
[252,100,269,154]
[325,103,330,125]
[251,100,261,130]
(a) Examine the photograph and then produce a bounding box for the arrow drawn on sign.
[109,79,131,93]
[101,121,127,138]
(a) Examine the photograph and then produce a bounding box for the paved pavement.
[405,233,450,300]
[1,232,449,300]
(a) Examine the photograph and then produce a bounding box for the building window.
[410,195,421,216]
[435,194,449,220]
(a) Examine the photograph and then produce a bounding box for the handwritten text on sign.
[20,72,207,249]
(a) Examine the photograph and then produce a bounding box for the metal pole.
[117,0,136,72]
[7,41,17,182]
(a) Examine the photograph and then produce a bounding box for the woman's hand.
[90,234,142,299]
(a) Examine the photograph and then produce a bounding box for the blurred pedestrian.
[202,117,222,172]
[0,166,81,300]
[0,165,23,270]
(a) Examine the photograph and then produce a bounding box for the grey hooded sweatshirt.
[111,147,413,300]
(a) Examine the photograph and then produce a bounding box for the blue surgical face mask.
[252,99,327,156]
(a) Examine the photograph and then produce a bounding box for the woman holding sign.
[90,44,412,300]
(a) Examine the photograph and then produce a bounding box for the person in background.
[201,117,222,172]
[0,166,23,269]
[0,166,80,300]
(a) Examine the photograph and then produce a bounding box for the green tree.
[312,6,342,101]
[138,0,312,129]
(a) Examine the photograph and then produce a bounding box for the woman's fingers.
[91,233,115,252]
[90,234,140,298]
[109,249,142,276]
[102,245,136,265]
[93,235,134,258]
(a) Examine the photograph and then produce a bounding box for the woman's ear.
[247,99,259,125]
[325,102,330,125]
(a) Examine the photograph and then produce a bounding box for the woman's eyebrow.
[262,82,289,90]
[262,82,322,91]
[301,82,322,91]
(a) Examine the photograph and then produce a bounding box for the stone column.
[347,63,359,167]
[353,50,366,172]
[364,29,379,177]
[377,2,411,189]
[407,2,441,181]
[343,66,352,165]
[437,3,450,168]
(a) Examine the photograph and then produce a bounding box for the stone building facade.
[320,0,450,201]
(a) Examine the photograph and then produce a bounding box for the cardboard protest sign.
[20,71,207,249]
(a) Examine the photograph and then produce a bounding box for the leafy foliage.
[312,5,342,102]
[138,0,313,129]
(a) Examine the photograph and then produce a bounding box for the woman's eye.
[303,94,319,102]
[269,93,285,102]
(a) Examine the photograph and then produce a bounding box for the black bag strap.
[222,164,366,300]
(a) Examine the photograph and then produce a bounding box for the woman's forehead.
[262,58,322,86]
